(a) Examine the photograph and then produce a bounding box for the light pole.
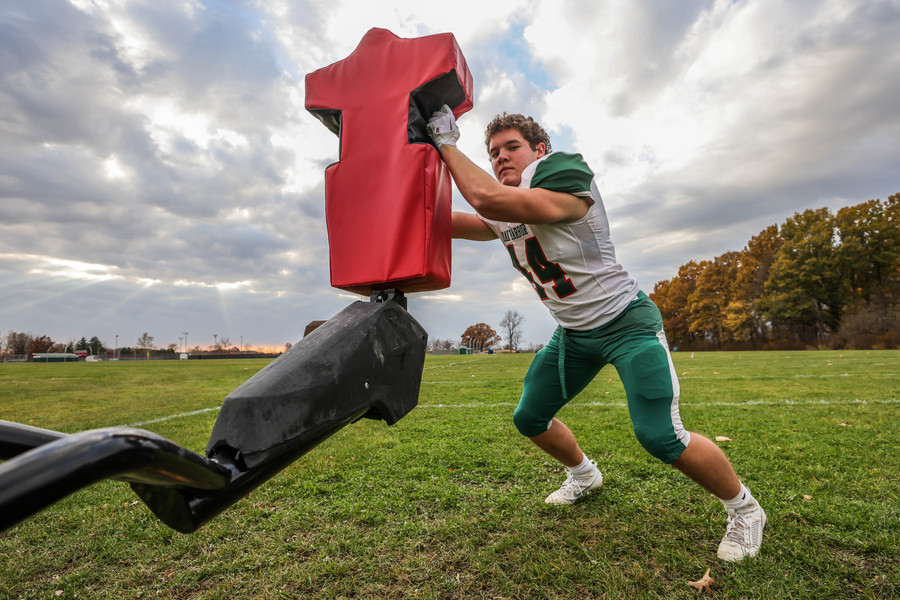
[115,335,118,360]
[240,336,243,353]
[183,332,189,353]
[213,333,218,350]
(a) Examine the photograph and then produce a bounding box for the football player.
[427,106,765,562]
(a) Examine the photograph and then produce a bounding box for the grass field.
[0,350,898,599]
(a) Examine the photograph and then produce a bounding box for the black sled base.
[0,298,426,533]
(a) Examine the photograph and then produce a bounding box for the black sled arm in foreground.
[0,297,425,533]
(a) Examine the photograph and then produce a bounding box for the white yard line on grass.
[125,396,897,427]
[417,398,899,409]
[676,373,900,379]
[424,372,899,381]
[422,356,491,370]
[425,381,494,384]
[129,407,219,427]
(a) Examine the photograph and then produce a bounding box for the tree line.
[1,331,151,360]
[650,193,899,350]
[1,329,296,361]
[429,310,539,353]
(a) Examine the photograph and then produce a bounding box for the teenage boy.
[426,106,765,561]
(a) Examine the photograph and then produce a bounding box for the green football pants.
[513,292,690,464]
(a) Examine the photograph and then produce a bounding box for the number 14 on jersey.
[505,237,577,300]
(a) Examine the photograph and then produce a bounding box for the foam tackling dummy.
[305,28,473,294]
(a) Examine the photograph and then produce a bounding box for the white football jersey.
[480,152,639,330]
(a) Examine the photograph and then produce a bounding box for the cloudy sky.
[2,0,898,352]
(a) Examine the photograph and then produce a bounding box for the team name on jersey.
[500,224,529,243]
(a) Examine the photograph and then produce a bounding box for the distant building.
[32,353,81,363]
[304,320,327,337]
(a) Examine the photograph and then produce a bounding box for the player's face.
[488,129,546,187]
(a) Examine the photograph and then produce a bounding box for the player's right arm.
[452,212,497,240]
[427,105,588,225]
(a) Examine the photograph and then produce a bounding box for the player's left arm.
[452,211,497,240]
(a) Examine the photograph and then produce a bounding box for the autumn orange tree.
[652,260,705,348]
[731,225,781,346]
[651,193,900,350]
[25,335,55,354]
[688,251,742,347]
[460,323,501,352]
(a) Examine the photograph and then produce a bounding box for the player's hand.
[427,104,459,150]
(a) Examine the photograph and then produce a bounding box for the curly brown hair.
[484,113,552,154]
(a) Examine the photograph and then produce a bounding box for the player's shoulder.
[537,152,593,173]
[525,152,595,195]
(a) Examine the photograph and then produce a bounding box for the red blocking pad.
[305,28,473,294]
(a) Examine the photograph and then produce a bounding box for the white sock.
[568,454,596,479]
[721,483,754,512]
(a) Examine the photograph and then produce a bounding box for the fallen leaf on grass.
[839,423,852,427]
[715,436,732,442]
[803,495,812,500]
[687,568,715,592]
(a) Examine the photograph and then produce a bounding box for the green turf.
[1,351,897,599]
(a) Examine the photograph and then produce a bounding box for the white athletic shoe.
[717,499,767,562]
[544,464,603,505]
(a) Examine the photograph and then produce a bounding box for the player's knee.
[512,404,549,438]
[633,424,683,464]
